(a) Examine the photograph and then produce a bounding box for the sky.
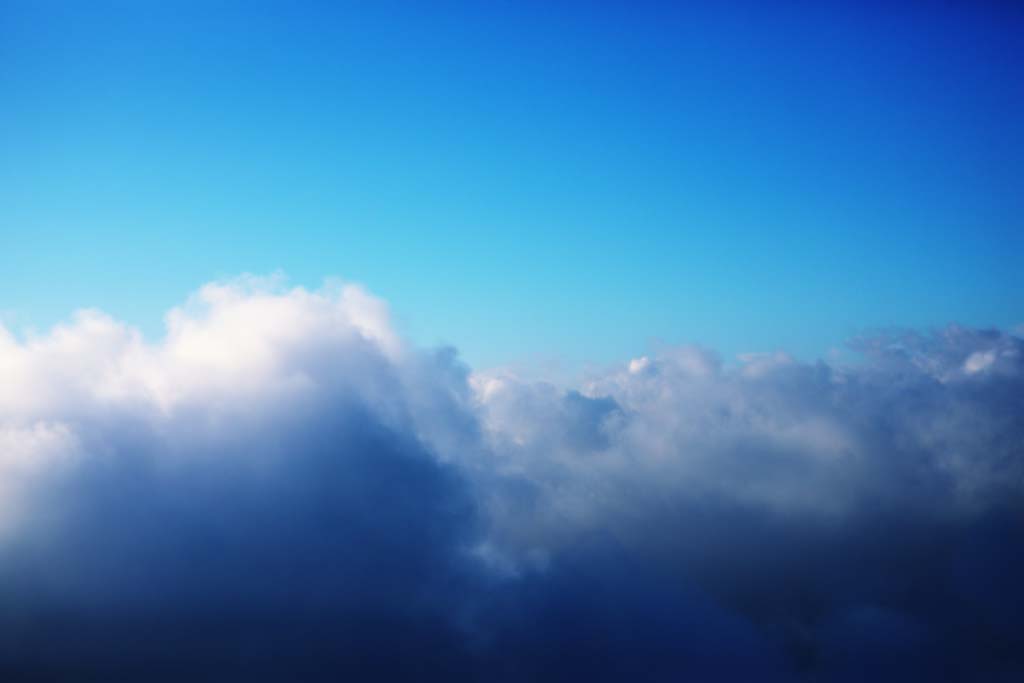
[2,1,1021,368]
[2,2,1024,681]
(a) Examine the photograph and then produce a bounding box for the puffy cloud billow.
[1,278,1022,681]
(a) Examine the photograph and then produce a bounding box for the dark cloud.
[0,281,1021,680]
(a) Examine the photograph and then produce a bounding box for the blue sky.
[2,1,1021,368]
[3,4,1024,678]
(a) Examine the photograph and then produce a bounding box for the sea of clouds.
[1,277,1021,681]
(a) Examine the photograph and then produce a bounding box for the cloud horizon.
[1,277,1022,681]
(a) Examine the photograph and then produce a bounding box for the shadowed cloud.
[0,279,1021,680]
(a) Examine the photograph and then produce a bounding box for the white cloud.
[1,277,1022,679]
[964,349,996,374]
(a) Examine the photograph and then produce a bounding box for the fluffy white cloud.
[0,278,1022,680]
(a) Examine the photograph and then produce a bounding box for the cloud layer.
[1,279,1022,680]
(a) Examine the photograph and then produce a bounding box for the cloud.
[0,278,1022,680]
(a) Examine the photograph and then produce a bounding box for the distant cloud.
[1,278,1022,680]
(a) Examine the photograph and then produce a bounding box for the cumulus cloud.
[1,278,1022,680]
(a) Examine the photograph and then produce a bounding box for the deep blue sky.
[2,1,1021,367]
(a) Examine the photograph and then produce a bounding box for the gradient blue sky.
[2,1,1021,367]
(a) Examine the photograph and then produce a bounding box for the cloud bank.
[1,279,1022,680]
